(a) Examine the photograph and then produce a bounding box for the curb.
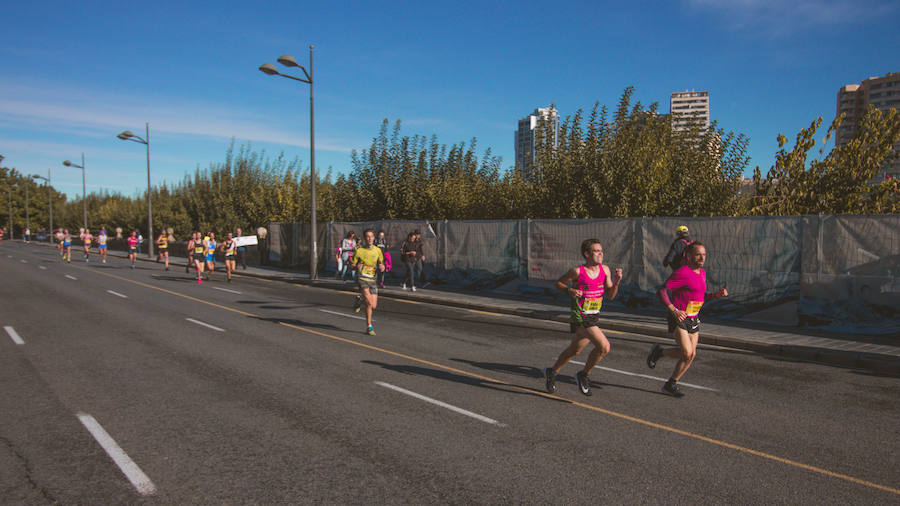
[28,241,900,376]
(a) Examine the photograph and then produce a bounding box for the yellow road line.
[467,309,509,317]
[76,264,900,496]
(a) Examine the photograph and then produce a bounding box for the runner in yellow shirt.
[351,229,385,336]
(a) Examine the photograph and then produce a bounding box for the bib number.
[580,297,603,315]
[685,300,703,316]
[360,265,376,279]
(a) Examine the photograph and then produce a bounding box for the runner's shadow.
[449,358,543,379]
[151,275,199,283]
[255,317,339,330]
[361,360,566,403]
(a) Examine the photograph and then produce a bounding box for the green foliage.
[749,107,900,215]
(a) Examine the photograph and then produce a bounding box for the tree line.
[1,87,897,239]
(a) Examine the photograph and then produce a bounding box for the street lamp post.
[259,45,318,280]
[117,123,153,258]
[62,154,87,232]
[6,183,15,239]
[33,171,52,241]
[24,180,29,242]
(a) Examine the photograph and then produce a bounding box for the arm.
[603,265,623,300]
[657,272,688,321]
[705,287,728,300]
[555,268,581,299]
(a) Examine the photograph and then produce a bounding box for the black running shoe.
[662,380,685,398]
[647,343,663,369]
[544,367,557,394]
[575,370,592,396]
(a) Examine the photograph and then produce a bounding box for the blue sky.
[1,0,898,199]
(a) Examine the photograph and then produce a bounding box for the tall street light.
[24,178,29,241]
[33,171,52,240]
[62,154,87,232]
[259,46,318,280]
[117,124,154,258]
[7,182,17,239]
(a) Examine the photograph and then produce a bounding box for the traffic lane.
[27,245,900,499]
[3,246,896,502]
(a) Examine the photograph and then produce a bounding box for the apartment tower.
[514,107,559,179]
[670,90,710,132]
[836,72,900,180]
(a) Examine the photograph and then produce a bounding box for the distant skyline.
[1,0,898,198]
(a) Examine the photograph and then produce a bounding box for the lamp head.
[277,54,300,67]
[118,130,134,140]
[259,63,279,75]
[63,160,73,167]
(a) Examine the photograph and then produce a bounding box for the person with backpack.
[663,225,693,271]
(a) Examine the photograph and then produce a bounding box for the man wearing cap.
[663,225,693,271]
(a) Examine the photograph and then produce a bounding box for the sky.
[0,0,898,199]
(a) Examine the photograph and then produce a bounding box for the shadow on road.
[361,359,567,403]
[255,317,340,331]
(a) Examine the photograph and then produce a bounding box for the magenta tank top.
[577,265,606,314]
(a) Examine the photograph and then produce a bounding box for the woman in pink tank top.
[542,238,623,397]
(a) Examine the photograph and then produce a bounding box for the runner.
[192,232,206,283]
[221,232,237,282]
[127,230,139,268]
[156,230,169,271]
[204,232,216,280]
[351,229,385,336]
[185,232,196,273]
[82,228,93,262]
[56,228,64,260]
[543,239,622,396]
[97,228,108,263]
[62,229,72,263]
[0,227,4,245]
[374,230,390,289]
[646,241,728,398]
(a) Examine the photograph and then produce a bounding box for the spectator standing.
[663,225,693,271]
[339,231,357,281]
[374,230,390,288]
[235,227,248,270]
[401,231,423,291]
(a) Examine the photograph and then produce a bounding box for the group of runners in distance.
[544,225,728,398]
[185,231,239,283]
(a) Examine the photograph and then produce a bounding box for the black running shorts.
[358,277,378,294]
[570,314,602,334]
[668,313,700,334]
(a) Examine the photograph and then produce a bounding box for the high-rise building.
[514,107,558,179]
[835,72,900,180]
[670,90,709,132]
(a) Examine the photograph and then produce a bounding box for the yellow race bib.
[685,300,703,316]
[581,297,603,315]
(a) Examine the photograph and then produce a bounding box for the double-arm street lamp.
[259,46,318,280]
[62,154,87,232]
[32,171,52,240]
[7,182,18,239]
[117,124,154,258]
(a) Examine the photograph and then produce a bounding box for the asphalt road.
[1,241,898,504]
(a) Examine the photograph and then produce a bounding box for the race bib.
[360,265,376,279]
[685,300,703,316]
[581,297,603,315]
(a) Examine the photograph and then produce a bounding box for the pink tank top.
[577,265,606,314]
[128,237,138,247]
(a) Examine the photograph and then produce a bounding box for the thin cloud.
[0,81,355,153]
[685,0,897,35]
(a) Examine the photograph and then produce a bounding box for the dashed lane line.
[186,318,225,332]
[568,360,719,392]
[213,286,242,295]
[4,326,25,345]
[65,274,77,280]
[107,290,128,299]
[319,308,366,321]
[376,381,505,426]
[76,413,156,496]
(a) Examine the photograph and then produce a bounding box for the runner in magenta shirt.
[647,241,727,398]
[542,238,623,397]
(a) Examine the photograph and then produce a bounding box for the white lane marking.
[106,290,128,299]
[319,308,366,321]
[76,413,157,496]
[20,259,27,263]
[4,326,25,345]
[569,360,719,392]
[6,255,11,258]
[65,274,77,280]
[375,381,505,426]
[185,318,224,332]
[39,265,47,270]
[213,286,242,295]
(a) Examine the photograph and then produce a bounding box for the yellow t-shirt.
[351,246,384,280]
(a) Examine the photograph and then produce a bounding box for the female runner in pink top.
[647,241,727,397]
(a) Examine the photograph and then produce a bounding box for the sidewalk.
[33,242,900,375]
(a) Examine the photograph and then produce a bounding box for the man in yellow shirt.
[351,228,385,336]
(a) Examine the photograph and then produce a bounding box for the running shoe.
[411,286,416,292]
[661,380,685,398]
[647,343,663,369]
[198,278,203,284]
[544,367,557,394]
[575,370,592,396]
[353,296,361,313]
[366,325,376,336]
[401,283,406,290]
